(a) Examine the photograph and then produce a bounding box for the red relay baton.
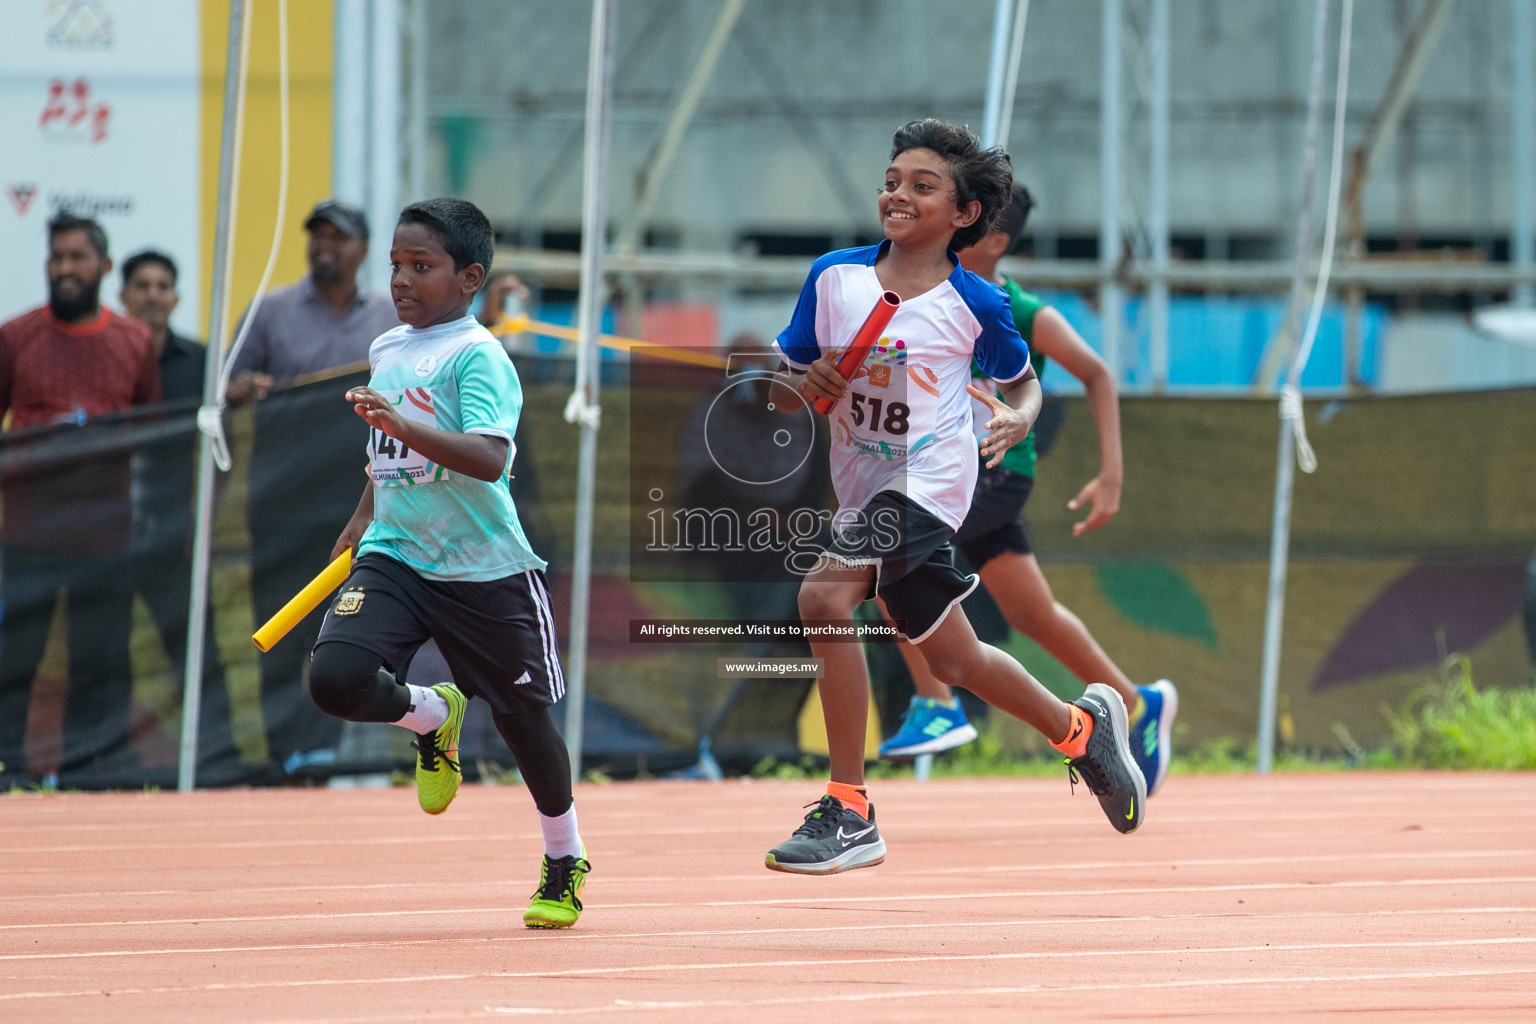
[812,290,901,414]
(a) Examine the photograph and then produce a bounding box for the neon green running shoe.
[523,844,591,930]
[413,683,466,815]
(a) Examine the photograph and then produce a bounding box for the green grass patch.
[748,656,1536,780]
[1383,656,1536,770]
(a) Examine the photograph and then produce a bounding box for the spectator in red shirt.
[0,213,161,787]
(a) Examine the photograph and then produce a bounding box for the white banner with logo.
[0,0,201,332]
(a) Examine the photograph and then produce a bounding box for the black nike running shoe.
[1066,682,1147,834]
[765,795,886,874]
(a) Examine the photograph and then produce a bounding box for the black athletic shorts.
[822,490,979,643]
[953,463,1033,569]
[314,553,566,715]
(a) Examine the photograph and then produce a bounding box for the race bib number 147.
[368,388,448,486]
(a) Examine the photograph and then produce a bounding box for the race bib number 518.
[368,387,448,487]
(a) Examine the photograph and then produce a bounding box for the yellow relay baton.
[251,548,354,652]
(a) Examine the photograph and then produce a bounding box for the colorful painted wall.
[515,371,1535,764]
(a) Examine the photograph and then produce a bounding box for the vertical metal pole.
[1100,0,1123,382]
[564,0,616,785]
[1257,424,1298,774]
[333,0,367,204]
[368,0,402,295]
[924,0,1023,787]
[409,0,429,202]
[981,0,1016,148]
[1257,0,1332,776]
[996,0,1032,153]
[179,0,248,793]
[1149,0,1170,391]
[1514,0,1534,307]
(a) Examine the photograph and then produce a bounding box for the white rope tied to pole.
[1278,384,1318,473]
[196,0,292,472]
[179,0,292,793]
[563,390,602,430]
[562,0,617,786]
[1256,0,1332,777]
[1256,0,1353,777]
[1281,0,1353,478]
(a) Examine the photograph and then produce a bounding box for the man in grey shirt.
[230,199,398,780]
[229,199,398,397]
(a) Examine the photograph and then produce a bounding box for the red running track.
[2,772,1534,1023]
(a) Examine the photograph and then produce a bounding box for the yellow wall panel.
[200,0,333,340]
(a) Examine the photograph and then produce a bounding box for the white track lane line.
[4,842,1533,899]
[5,873,1536,936]
[3,904,1533,964]
[3,936,1535,1004]
[4,805,1532,853]
[482,966,1536,1017]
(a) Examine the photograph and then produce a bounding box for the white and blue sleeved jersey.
[357,314,547,581]
[773,242,1031,531]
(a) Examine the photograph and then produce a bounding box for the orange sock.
[826,781,870,820]
[1050,704,1094,759]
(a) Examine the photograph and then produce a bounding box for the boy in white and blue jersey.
[309,198,589,929]
[879,182,1180,799]
[764,120,1145,875]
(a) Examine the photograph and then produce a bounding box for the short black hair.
[48,212,109,258]
[889,119,1013,251]
[396,198,493,283]
[993,182,1036,253]
[121,249,178,286]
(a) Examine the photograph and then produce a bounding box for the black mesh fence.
[0,354,1530,789]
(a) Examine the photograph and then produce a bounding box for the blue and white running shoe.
[1132,679,1179,796]
[878,697,979,759]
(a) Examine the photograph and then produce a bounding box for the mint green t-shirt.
[357,315,546,581]
[970,277,1048,477]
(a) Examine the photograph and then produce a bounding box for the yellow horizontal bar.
[490,315,728,369]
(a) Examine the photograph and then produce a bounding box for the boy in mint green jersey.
[308,198,588,929]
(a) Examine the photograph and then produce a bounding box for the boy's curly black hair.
[889,119,1013,251]
[397,198,494,284]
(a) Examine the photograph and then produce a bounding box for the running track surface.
[3,773,1534,1023]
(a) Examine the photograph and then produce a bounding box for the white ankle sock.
[393,684,449,734]
[539,806,582,859]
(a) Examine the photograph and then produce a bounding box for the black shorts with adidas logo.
[315,552,566,714]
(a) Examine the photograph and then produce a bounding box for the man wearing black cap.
[228,199,398,780]
[228,200,397,399]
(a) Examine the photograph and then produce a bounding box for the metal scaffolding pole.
[367,0,402,295]
[981,0,1017,147]
[615,0,747,257]
[1100,0,1123,381]
[1256,0,1332,776]
[563,0,616,785]
[409,0,429,202]
[1149,0,1170,391]
[179,0,247,793]
[996,0,1031,153]
[1514,0,1534,307]
[914,0,1031,784]
[333,0,367,204]
[1332,0,1456,391]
